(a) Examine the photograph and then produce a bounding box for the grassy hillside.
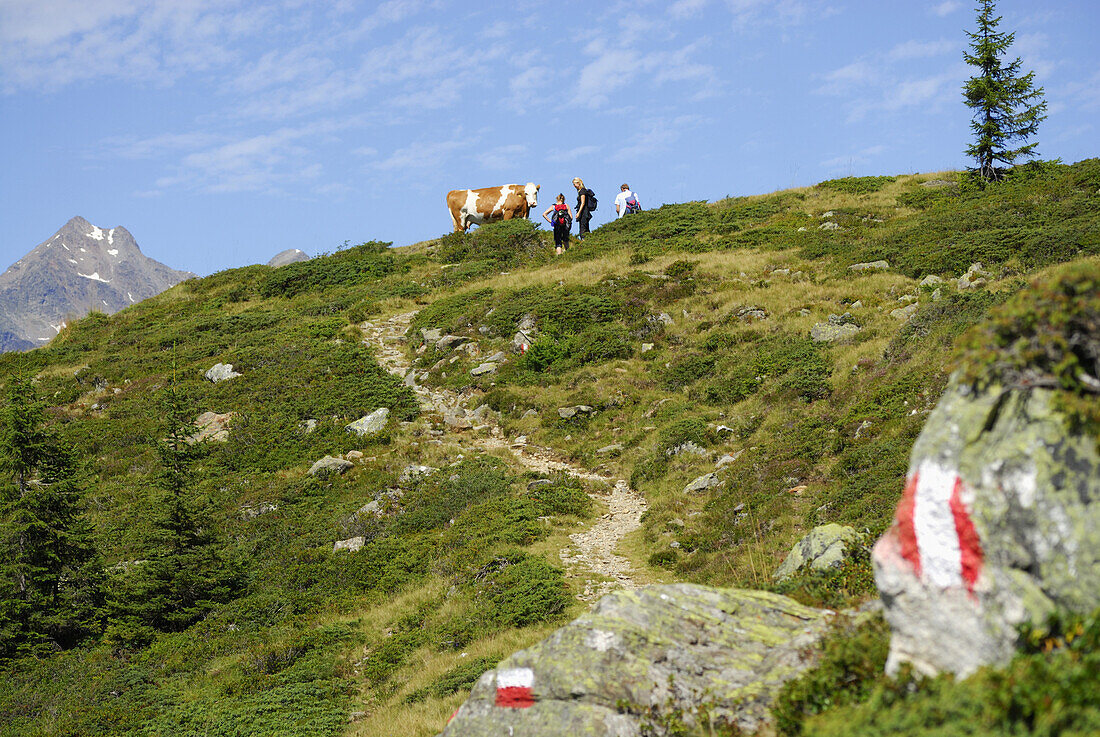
[1,160,1098,736]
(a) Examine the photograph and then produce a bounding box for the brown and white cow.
[446,183,540,232]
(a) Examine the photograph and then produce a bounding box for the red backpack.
[553,203,571,226]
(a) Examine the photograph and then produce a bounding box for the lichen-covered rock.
[204,362,241,382]
[437,334,467,350]
[346,407,389,436]
[890,302,919,320]
[810,322,861,343]
[848,260,890,271]
[185,411,235,443]
[874,263,1100,678]
[440,585,828,737]
[683,472,721,494]
[774,524,859,580]
[399,464,438,484]
[332,536,365,553]
[308,456,352,476]
[874,382,1100,677]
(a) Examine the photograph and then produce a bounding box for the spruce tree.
[106,376,240,649]
[963,0,1047,181]
[0,375,103,658]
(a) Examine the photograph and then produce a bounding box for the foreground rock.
[873,265,1100,678]
[441,585,829,736]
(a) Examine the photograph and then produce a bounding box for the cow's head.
[523,183,540,208]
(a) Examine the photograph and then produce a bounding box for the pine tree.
[963,0,1048,181]
[105,376,240,649]
[0,375,103,658]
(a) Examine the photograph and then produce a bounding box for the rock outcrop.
[267,248,310,267]
[185,411,234,443]
[873,264,1100,677]
[441,585,829,736]
[346,407,389,436]
[204,363,241,383]
[775,524,859,580]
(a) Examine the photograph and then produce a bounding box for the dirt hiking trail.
[361,311,648,601]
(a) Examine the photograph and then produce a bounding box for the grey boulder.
[774,524,860,580]
[308,456,353,476]
[346,407,389,436]
[204,363,242,383]
[848,260,890,271]
[810,322,861,343]
[440,585,828,737]
[873,378,1100,677]
[683,472,721,494]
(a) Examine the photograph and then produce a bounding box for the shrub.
[528,475,593,517]
[405,656,501,703]
[772,614,891,736]
[815,176,897,195]
[801,607,1100,737]
[436,219,549,269]
[258,241,399,298]
[472,553,571,630]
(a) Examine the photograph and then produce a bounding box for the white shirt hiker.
[614,189,639,218]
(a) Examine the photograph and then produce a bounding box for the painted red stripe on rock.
[896,471,921,576]
[495,686,535,708]
[949,476,983,594]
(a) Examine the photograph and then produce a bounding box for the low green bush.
[404,656,501,703]
[259,241,400,298]
[815,176,897,195]
[472,553,571,630]
[436,220,550,269]
[772,614,891,736]
[528,474,593,518]
[801,608,1100,737]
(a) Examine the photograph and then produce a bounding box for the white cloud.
[931,1,961,17]
[103,131,223,160]
[816,60,878,95]
[669,0,709,19]
[0,0,266,93]
[887,39,957,62]
[817,33,969,122]
[724,0,831,31]
[145,119,356,194]
[507,65,553,114]
[478,145,527,171]
[609,115,701,162]
[574,38,716,109]
[820,144,887,170]
[575,47,641,109]
[1058,70,1100,113]
[374,139,466,171]
[548,145,600,163]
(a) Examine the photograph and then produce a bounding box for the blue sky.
[1,0,1097,276]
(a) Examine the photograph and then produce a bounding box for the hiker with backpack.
[614,183,642,218]
[542,193,575,255]
[572,177,597,240]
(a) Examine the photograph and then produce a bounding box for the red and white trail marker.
[895,459,984,595]
[495,667,535,709]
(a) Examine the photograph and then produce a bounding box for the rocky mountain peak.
[0,217,195,352]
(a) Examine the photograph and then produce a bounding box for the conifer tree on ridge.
[962,0,1048,181]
